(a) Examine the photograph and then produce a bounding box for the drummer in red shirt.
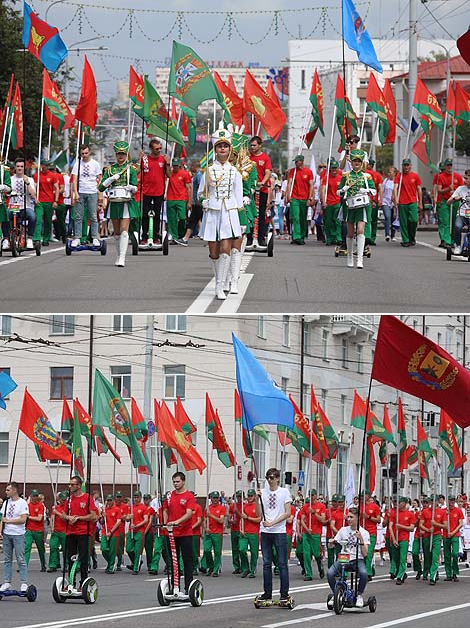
[139,139,171,243]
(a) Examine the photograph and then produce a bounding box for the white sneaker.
[453,245,462,255]
[357,258,364,269]
[26,238,33,249]
[92,238,101,247]
[385,236,390,242]
[0,583,11,592]
[356,594,364,607]
[51,236,59,242]
[20,583,28,593]
[71,238,80,247]
[1,238,9,250]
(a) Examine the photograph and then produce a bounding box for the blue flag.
[0,371,18,410]
[22,2,67,73]
[232,333,294,431]
[342,0,383,73]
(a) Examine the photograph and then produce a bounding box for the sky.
[22,0,470,100]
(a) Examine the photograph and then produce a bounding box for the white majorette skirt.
[200,201,242,242]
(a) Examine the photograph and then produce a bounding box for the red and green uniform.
[429,507,446,582]
[436,171,464,245]
[394,171,422,245]
[115,500,129,570]
[143,504,155,569]
[320,169,343,244]
[202,503,226,575]
[48,503,67,570]
[288,166,314,242]
[366,167,382,243]
[229,501,243,572]
[54,172,67,240]
[33,169,57,244]
[301,500,327,579]
[389,508,416,580]
[101,504,122,571]
[411,511,423,575]
[25,501,46,570]
[126,502,148,571]
[239,501,260,576]
[167,168,192,240]
[443,506,463,578]
[360,500,381,577]
[191,502,203,573]
[149,506,170,574]
[420,506,433,578]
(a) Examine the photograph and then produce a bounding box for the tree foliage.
[456,121,470,157]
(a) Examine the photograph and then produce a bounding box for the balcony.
[329,315,376,340]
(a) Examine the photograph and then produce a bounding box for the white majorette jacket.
[199,159,244,211]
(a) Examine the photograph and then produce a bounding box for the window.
[281,377,289,394]
[412,319,418,330]
[437,332,442,347]
[252,431,267,480]
[301,69,305,90]
[282,316,290,347]
[357,345,363,373]
[456,330,463,362]
[50,315,75,335]
[0,316,11,337]
[322,329,329,361]
[336,445,348,494]
[445,328,453,352]
[302,384,309,413]
[164,365,185,399]
[341,394,347,424]
[165,315,186,332]
[0,432,9,465]
[0,368,12,403]
[113,315,132,333]
[321,389,327,412]
[50,367,73,399]
[303,325,310,355]
[111,365,131,398]
[258,316,266,339]
[341,339,348,368]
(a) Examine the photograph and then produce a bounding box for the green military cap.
[329,158,339,169]
[422,496,430,502]
[443,158,453,166]
[448,495,456,500]
[398,496,408,503]
[308,489,317,496]
[235,490,244,497]
[113,140,129,154]
[58,492,67,500]
[143,493,152,499]
[360,490,371,497]
[210,491,220,499]
[133,490,142,497]
[30,489,39,496]
[368,158,375,167]
[331,494,339,501]
[106,494,114,501]
[115,491,123,497]
[247,489,256,496]
[402,158,411,165]
[172,157,181,166]
[293,154,305,162]
[338,494,345,502]
[350,149,365,162]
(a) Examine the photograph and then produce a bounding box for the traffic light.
[389,453,398,479]
[285,471,292,485]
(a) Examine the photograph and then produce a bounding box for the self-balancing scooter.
[325,545,376,615]
[446,233,470,261]
[0,585,37,602]
[156,525,203,607]
[0,204,41,258]
[52,554,98,604]
[65,239,107,256]
[244,190,274,257]
[132,205,169,256]
[253,593,295,610]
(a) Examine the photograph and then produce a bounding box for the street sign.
[298,470,305,487]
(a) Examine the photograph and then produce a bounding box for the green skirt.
[109,199,140,220]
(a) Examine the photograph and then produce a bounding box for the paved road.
[2,552,469,628]
[0,228,466,313]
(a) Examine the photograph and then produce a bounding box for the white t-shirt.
[1,497,29,535]
[63,174,71,204]
[451,185,470,217]
[334,525,370,560]
[71,158,102,194]
[260,485,291,534]
[9,175,36,210]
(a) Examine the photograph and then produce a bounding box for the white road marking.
[261,612,334,628]
[367,602,470,628]
[217,274,254,313]
[0,246,59,266]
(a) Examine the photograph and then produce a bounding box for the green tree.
[456,121,470,157]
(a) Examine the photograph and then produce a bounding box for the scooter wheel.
[157,579,171,606]
[10,235,18,258]
[267,234,274,257]
[188,579,204,607]
[334,250,339,257]
[326,593,334,610]
[131,232,139,256]
[52,577,67,603]
[368,596,377,613]
[65,242,72,256]
[26,585,37,602]
[333,584,346,615]
[82,577,98,604]
[100,240,107,255]
[446,247,452,261]
[162,232,169,256]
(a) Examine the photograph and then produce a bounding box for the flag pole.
[341,5,348,137]
[5,107,15,166]
[0,74,14,161]
[47,123,52,160]
[324,104,337,207]
[439,110,448,165]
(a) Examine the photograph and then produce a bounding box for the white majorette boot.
[216,253,230,299]
[211,257,226,300]
[346,237,354,268]
[229,248,242,294]
[356,233,365,269]
[114,235,121,266]
[117,230,129,267]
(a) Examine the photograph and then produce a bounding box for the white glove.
[125,184,137,193]
[0,184,10,192]
[360,188,369,194]
[202,199,209,210]
[102,173,120,187]
[243,196,251,207]
[340,186,349,194]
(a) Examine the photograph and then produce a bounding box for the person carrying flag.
[320,159,343,246]
[126,490,148,574]
[238,489,261,578]
[443,495,463,582]
[359,490,382,580]
[24,489,46,572]
[392,159,423,248]
[48,491,67,572]
[388,497,415,585]
[285,155,315,246]
[100,494,122,574]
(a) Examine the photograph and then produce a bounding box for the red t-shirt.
[330,507,345,533]
[285,504,296,537]
[55,173,65,204]
[229,501,242,532]
[443,506,462,538]
[320,170,343,206]
[104,505,122,538]
[394,171,422,205]
[432,507,447,535]
[389,508,416,542]
[243,501,260,535]
[366,168,383,192]
[67,493,98,536]
[27,501,45,532]
[414,511,422,539]
[205,503,226,535]
[250,152,272,193]
[115,501,129,534]
[361,502,381,536]
[437,171,464,202]
[191,503,203,536]
[142,154,167,196]
[52,503,67,534]
[167,169,192,201]
[303,500,327,535]
[34,170,57,203]
[288,166,314,200]
[131,503,148,530]
[164,490,196,537]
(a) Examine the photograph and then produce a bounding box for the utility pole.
[409,0,418,168]
[141,314,154,494]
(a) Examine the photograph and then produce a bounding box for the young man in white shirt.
[0,482,29,592]
[71,144,102,247]
[327,506,369,607]
[8,158,37,249]
[256,468,292,602]
[448,170,470,255]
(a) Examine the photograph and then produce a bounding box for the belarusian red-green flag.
[397,397,413,473]
[383,79,396,143]
[175,396,196,436]
[61,396,73,432]
[10,82,23,150]
[379,403,396,464]
[413,77,445,129]
[42,69,74,133]
[154,400,178,467]
[72,405,85,478]
[317,404,339,467]
[143,76,185,145]
[309,386,328,463]
[446,81,455,119]
[351,390,393,444]
[365,72,389,145]
[304,69,324,147]
[206,393,235,468]
[94,425,121,463]
[73,398,94,449]
[455,81,470,123]
[416,416,433,481]
[130,397,153,476]
[439,409,467,472]
[289,394,313,454]
[334,74,358,149]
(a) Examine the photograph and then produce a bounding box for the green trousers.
[324,204,342,244]
[365,534,376,577]
[25,530,46,569]
[443,536,459,578]
[117,531,125,568]
[192,536,200,572]
[149,535,170,573]
[412,537,423,574]
[48,531,66,570]
[370,203,378,244]
[302,533,322,578]
[167,200,187,241]
[33,202,54,243]
[398,202,418,244]
[437,200,458,246]
[429,534,442,582]
[202,533,223,574]
[296,538,305,572]
[231,530,241,571]
[126,531,144,571]
[364,203,373,241]
[101,535,118,571]
[390,540,409,580]
[239,533,259,575]
[421,537,431,578]
[290,198,308,241]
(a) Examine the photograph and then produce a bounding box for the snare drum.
[108,186,132,203]
[346,193,369,209]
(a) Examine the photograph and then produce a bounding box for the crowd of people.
[1,474,469,602]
